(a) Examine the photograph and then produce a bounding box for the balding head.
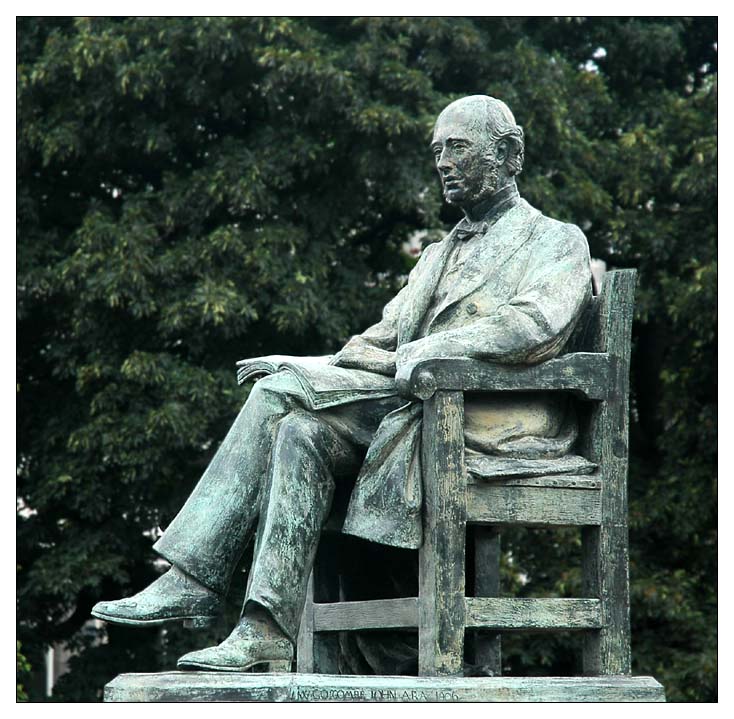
[435,95,525,177]
[431,95,524,211]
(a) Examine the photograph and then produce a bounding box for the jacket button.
[466,303,478,315]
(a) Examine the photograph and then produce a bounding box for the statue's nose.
[438,158,454,174]
[436,147,453,173]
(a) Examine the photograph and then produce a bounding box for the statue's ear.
[495,138,509,165]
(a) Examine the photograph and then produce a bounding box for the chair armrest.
[395,353,613,401]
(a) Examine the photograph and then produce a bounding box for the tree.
[18,17,716,701]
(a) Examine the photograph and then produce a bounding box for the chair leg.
[472,526,502,675]
[582,524,631,675]
[581,269,634,676]
[296,571,315,673]
[296,543,341,674]
[418,390,467,677]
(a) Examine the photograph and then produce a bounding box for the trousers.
[154,372,404,642]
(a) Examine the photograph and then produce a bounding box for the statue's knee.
[277,412,321,446]
[243,376,287,414]
[247,375,276,400]
[248,373,302,403]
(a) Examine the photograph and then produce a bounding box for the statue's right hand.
[328,351,346,367]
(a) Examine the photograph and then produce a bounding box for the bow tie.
[453,187,522,241]
[454,220,489,242]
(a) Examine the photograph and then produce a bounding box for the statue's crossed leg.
[93,372,403,670]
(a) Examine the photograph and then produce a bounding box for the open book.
[236,355,397,410]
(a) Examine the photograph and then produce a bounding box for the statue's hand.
[396,336,448,369]
[329,340,397,376]
[328,339,368,369]
[396,342,420,371]
[328,348,368,370]
[328,350,347,367]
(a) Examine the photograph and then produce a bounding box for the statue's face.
[431,104,500,209]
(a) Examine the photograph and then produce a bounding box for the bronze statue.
[92,95,592,673]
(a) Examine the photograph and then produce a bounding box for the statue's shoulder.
[521,200,590,254]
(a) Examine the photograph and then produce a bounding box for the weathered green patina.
[95,96,651,698]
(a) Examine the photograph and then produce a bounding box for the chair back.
[568,269,637,356]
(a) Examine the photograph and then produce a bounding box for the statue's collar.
[454,185,522,241]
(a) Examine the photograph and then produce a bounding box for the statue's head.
[431,95,524,210]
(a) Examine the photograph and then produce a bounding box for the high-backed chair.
[297,269,636,678]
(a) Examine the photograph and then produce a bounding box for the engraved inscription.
[294,686,460,702]
[296,688,368,701]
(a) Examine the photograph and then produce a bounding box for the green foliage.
[18,18,716,701]
[17,641,31,702]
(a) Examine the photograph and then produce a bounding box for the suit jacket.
[337,196,592,549]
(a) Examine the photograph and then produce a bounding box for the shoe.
[177,616,293,672]
[91,567,222,628]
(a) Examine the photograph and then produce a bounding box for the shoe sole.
[177,658,292,673]
[91,610,217,629]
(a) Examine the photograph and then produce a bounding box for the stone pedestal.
[105,672,665,702]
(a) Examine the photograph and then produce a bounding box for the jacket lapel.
[397,230,456,346]
[426,201,541,333]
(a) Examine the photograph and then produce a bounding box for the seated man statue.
[92,95,592,672]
